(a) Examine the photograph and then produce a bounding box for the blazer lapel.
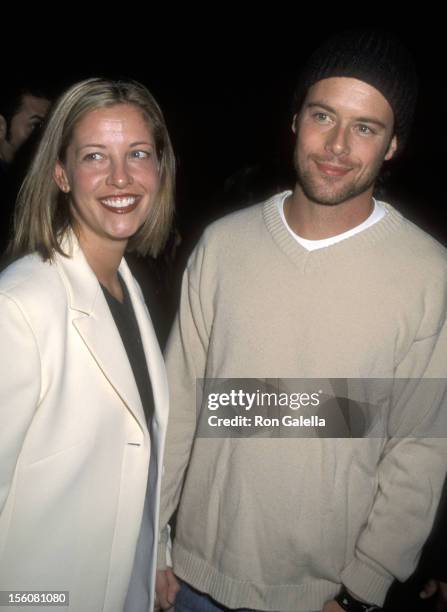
[118,258,169,437]
[55,238,147,431]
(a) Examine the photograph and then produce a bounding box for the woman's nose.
[106,159,133,187]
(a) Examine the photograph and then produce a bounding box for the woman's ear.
[53,161,70,193]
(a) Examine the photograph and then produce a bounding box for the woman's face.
[54,103,160,253]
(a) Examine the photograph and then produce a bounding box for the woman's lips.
[99,195,139,214]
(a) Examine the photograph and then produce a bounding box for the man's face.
[293,77,397,206]
[8,94,51,155]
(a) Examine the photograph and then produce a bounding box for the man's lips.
[314,161,352,177]
[99,195,140,214]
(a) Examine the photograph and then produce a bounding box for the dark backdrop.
[5,19,445,246]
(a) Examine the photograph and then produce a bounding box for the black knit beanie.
[293,28,419,153]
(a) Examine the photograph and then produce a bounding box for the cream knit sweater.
[158,192,447,611]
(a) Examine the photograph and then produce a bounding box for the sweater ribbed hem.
[340,557,394,607]
[173,541,339,611]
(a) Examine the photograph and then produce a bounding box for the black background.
[5,17,446,245]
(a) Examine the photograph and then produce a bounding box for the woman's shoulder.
[0,253,65,308]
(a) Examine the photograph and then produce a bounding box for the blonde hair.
[11,78,175,260]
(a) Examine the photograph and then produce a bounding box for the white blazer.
[0,237,169,612]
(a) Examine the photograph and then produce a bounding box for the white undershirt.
[278,192,388,251]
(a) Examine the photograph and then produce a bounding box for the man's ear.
[385,135,398,161]
[53,160,70,193]
[0,115,7,142]
[292,113,298,135]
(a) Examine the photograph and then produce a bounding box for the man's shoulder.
[388,204,447,268]
[199,191,285,247]
[183,193,286,282]
[203,201,265,240]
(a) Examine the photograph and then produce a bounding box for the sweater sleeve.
[341,322,447,606]
[0,294,41,514]
[157,246,210,569]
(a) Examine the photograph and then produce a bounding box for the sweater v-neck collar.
[263,191,405,272]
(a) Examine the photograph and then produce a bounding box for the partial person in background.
[0,86,51,170]
[0,77,175,612]
[0,86,52,254]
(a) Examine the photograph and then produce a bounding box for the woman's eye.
[130,150,151,159]
[83,152,103,161]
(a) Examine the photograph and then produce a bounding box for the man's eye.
[29,120,44,132]
[313,112,331,123]
[357,124,375,135]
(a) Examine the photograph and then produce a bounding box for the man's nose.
[325,124,350,157]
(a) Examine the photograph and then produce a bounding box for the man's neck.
[284,186,375,240]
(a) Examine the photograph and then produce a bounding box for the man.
[156,30,447,612]
[0,87,51,172]
[0,87,51,255]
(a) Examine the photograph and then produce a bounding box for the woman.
[0,78,175,611]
